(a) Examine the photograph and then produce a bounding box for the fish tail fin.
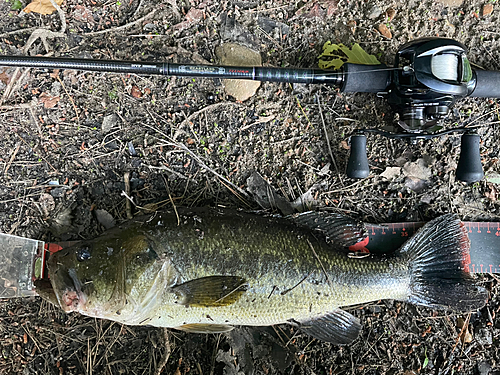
[401,214,488,312]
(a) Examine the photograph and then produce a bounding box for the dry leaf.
[131,86,143,98]
[377,24,392,39]
[173,8,204,30]
[39,93,61,108]
[346,20,357,34]
[0,69,10,85]
[23,0,64,15]
[485,184,497,201]
[49,69,60,79]
[482,3,494,16]
[386,8,397,21]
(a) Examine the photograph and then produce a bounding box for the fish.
[36,208,488,345]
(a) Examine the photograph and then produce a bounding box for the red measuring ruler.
[361,221,500,274]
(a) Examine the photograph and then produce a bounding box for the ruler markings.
[365,221,500,274]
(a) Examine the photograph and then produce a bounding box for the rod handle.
[456,133,484,183]
[346,134,370,179]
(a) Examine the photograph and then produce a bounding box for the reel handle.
[456,133,484,183]
[346,134,370,179]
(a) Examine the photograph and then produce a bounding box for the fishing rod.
[1,37,500,182]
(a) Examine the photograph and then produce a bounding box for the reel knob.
[456,133,484,183]
[346,134,370,179]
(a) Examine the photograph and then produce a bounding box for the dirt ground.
[1,0,500,374]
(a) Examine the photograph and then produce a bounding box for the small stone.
[367,5,382,19]
[380,167,401,180]
[50,187,66,198]
[377,23,392,39]
[128,141,137,157]
[216,43,262,102]
[95,209,116,229]
[143,23,155,32]
[103,140,119,151]
[404,176,428,192]
[101,113,119,134]
[402,158,431,181]
[477,361,492,375]
[476,327,493,346]
[482,3,494,16]
[435,0,463,6]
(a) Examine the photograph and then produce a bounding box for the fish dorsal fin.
[292,211,367,248]
[296,309,361,345]
[173,276,248,307]
[175,323,234,334]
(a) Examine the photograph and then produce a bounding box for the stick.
[83,9,156,36]
[154,329,171,375]
[123,172,133,219]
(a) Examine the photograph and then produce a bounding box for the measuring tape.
[356,221,500,274]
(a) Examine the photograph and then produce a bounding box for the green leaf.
[486,173,500,184]
[422,347,429,369]
[11,0,23,10]
[34,258,42,279]
[318,42,380,70]
[423,356,429,369]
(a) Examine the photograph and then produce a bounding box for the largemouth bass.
[38,208,487,344]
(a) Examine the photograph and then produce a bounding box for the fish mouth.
[53,267,88,313]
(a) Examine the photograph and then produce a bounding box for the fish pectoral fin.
[175,323,234,334]
[291,211,367,248]
[172,276,248,307]
[296,309,361,345]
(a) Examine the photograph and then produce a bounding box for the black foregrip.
[470,70,500,98]
[341,64,390,93]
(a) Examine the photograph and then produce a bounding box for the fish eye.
[77,247,91,262]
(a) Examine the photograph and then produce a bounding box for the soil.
[1,0,500,374]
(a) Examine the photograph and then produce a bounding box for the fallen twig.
[143,123,250,199]
[317,94,342,183]
[83,8,156,36]
[123,173,134,219]
[154,329,171,375]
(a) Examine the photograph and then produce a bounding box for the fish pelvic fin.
[291,211,367,248]
[295,309,361,345]
[402,214,488,312]
[172,276,248,308]
[175,323,234,334]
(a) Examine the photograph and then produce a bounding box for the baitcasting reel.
[1,37,499,182]
[347,38,497,183]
